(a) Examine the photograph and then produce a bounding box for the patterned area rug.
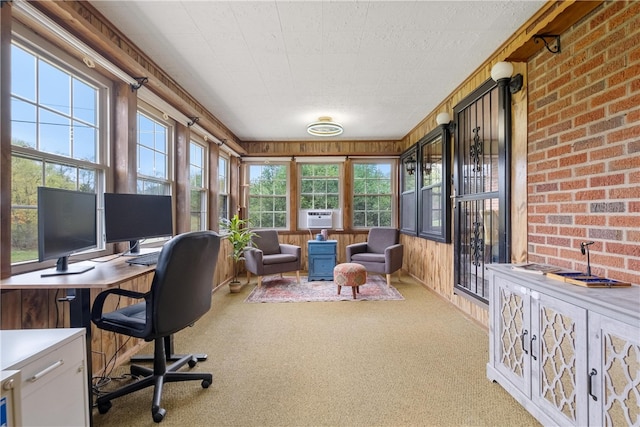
[245,274,404,303]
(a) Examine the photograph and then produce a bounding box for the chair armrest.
[243,247,264,275]
[279,244,301,258]
[384,244,404,273]
[91,288,147,323]
[346,242,368,261]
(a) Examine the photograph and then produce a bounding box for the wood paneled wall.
[242,140,401,157]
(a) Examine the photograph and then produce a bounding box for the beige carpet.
[92,274,540,427]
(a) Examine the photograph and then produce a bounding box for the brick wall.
[527,0,640,285]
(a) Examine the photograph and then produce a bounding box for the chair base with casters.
[95,333,212,423]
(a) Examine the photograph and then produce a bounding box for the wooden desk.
[0,256,155,426]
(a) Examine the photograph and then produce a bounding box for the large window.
[189,140,207,231]
[10,37,107,266]
[352,162,394,228]
[218,156,229,221]
[299,163,340,210]
[137,110,171,195]
[247,163,288,229]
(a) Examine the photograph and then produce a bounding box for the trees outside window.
[247,163,288,229]
[10,39,107,265]
[352,162,394,228]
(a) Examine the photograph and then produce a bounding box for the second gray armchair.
[346,227,403,286]
[244,229,301,286]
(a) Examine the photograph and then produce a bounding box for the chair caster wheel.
[153,407,166,423]
[97,400,112,414]
[188,356,197,368]
[201,379,211,388]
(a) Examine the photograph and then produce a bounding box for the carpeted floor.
[92,274,540,427]
[245,274,404,303]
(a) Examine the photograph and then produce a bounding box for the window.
[136,109,171,195]
[300,163,340,210]
[247,163,288,229]
[418,126,451,243]
[218,156,229,221]
[352,162,394,228]
[189,140,207,231]
[400,148,417,234]
[10,37,108,266]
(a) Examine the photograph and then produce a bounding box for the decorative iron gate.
[453,79,511,303]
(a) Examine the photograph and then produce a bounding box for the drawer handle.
[588,368,598,401]
[521,330,529,355]
[29,360,64,382]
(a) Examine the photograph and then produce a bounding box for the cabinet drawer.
[308,243,336,255]
[18,335,84,399]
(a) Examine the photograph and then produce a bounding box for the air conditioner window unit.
[307,211,333,228]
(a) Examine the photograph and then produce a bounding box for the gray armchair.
[244,229,301,286]
[346,227,403,286]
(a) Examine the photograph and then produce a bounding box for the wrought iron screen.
[453,79,509,302]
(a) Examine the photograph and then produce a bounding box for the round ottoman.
[333,263,367,299]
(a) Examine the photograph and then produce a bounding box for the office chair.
[91,231,221,423]
[346,227,403,286]
[244,229,301,286]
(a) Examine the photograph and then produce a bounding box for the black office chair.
[91,231,221,423]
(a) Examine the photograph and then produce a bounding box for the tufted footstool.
[333,263,367,299]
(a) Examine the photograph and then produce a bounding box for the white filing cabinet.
[0,328,89,427]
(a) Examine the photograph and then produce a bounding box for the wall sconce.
[436,112,450,126]
[490,61,523,94]
[405,156,417,175]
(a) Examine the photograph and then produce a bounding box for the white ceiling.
[90,1,545,142]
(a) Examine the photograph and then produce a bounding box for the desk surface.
[0,256,155,289]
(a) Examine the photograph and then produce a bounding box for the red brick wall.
[527,0,640,285]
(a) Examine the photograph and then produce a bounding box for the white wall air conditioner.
[306,211,333,229]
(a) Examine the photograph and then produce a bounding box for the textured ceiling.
[90,1,545,142]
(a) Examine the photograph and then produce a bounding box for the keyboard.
[126,252,160,266]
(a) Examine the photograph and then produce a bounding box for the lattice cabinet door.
[530,292,589,426]
[492,276,532,397]
[588,312,640,427]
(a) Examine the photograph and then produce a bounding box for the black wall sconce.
[405,156,417,175]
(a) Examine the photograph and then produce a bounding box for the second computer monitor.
[104,193,173,253]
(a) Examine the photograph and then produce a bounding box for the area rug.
[244,274,404,303]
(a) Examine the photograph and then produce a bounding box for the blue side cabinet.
[307,240,337,281]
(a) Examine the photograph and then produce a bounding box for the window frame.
[9,27,110,273]
[135,104,174,196]
[351,159,397,229]
[218,154,229,222]
[417,125,452,243]
[246,161,290,230]
[189,137,208,231]
[297,161,343,229]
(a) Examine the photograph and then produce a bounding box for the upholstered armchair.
[244,229,301,286]
[346,227,403,286]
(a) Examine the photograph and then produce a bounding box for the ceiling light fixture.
[307,116,343,137]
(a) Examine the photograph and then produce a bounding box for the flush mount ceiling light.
[307,116,343,137]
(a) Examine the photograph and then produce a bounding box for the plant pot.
[229,281,242,293]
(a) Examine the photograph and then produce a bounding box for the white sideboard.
[486,264,640,427]
[0,328,89,427]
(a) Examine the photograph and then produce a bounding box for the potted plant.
[219,214,256,292]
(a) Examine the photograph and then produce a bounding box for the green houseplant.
[220,214,256,291]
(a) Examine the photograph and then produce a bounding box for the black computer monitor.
[37,187,97,277]
[104,193,173,254]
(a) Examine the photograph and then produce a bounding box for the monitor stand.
[41,256,95,277]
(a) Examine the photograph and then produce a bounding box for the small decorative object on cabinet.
[307,240,337,281]
[486,264,640,427]
[0,328,90,427]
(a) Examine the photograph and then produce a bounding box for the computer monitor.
[104,193,173,254]
[37,187,97,277]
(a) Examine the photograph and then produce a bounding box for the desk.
[0,257,155,426]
